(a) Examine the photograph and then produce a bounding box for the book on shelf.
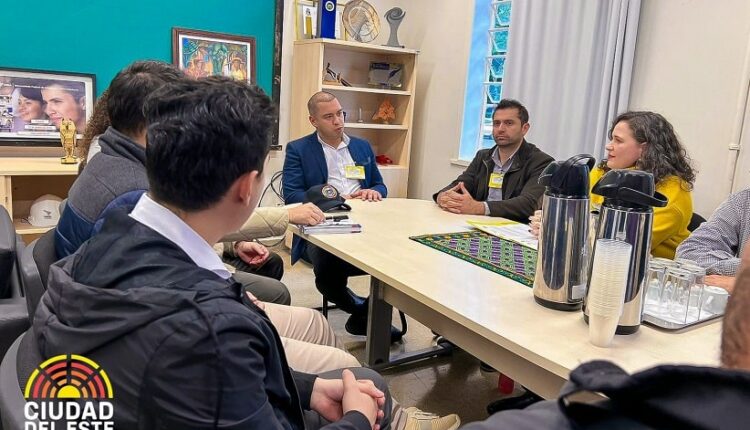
[299,218,362,234]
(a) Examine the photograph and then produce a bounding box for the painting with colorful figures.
[410,230,537,287]
[172,28,256,84]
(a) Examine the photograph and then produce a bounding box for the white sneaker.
[402,407,460,430]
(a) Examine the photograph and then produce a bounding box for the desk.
[293,198,721,399]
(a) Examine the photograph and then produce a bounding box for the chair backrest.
[0,205,18,299]
[32,229,56,291]
[688,212,707,232]
[0,205,30,365]
[19,240,45,323]
[0,333,29,430]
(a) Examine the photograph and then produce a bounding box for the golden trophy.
[59,118,78,164]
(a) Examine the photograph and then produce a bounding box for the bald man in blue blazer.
[283,91,401,342]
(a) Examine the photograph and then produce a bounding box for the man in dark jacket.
[434,99,554,222]
[461,246,750,430]
[35,76,389,429]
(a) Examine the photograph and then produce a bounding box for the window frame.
[457,0,512,163]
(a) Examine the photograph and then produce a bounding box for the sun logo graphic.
[24,354,115,430]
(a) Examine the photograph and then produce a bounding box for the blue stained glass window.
[490,29,509,54]
[487,57,506,82]
[459,0,513,161]
[485,84,503,105]
[494,2,512,27]
[484,105,495,123]
[482,134,496,149]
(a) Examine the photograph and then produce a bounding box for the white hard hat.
[28,194,63,227]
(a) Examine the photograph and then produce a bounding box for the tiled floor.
[275,245,523,425]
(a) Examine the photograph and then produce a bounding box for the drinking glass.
[660,267,694,324]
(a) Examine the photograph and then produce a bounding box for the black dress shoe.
[486,390,543,415]
[345,314,403,343]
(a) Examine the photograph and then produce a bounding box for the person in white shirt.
[283,92,404,342]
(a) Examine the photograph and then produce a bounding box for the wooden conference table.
[292,198,721,399]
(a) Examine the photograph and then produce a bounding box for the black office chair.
[688,213,706,232]
[0,206,21,300]
[19,239,44,324]
[0,329,43,430]
[0,206,29,364]
[0,333,29,430]
[32,229,56,290]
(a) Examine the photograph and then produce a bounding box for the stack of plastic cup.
[587,239,633,347]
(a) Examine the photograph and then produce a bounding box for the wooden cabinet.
[0,158,78,242]
[289,39,418,197]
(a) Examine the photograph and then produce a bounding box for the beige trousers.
[263,302,361,373]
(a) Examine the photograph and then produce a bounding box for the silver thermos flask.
[533,154,596,311]
[583,170,668,334]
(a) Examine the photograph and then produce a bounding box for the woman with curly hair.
[591,111,696,258]
[78,89,110,171]
[531,111,697,259]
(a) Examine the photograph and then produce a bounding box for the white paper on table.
[467,219,538,250]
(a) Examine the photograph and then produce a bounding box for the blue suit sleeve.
[283,143,307,204]
[365,145,387,198]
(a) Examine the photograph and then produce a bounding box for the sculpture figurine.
[372,99,396,124]
[324,63,352,87]
[384,7,405,48]
[59,118,78,164]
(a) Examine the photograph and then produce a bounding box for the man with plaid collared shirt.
[676,188,750,293]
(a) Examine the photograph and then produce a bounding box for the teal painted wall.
[1,0,275,96]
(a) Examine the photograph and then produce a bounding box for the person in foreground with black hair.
[36,75,390,429]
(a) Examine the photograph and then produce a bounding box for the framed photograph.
[0,68,95,146]
[368,62,404,88]
[172,27,256,84]
[295,0,346,40]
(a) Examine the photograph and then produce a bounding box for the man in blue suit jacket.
[284,92,401,341]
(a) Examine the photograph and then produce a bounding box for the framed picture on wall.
[172,27,257,84]
[0,67,95,146]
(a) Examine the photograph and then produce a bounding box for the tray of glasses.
[643,310,723,332]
